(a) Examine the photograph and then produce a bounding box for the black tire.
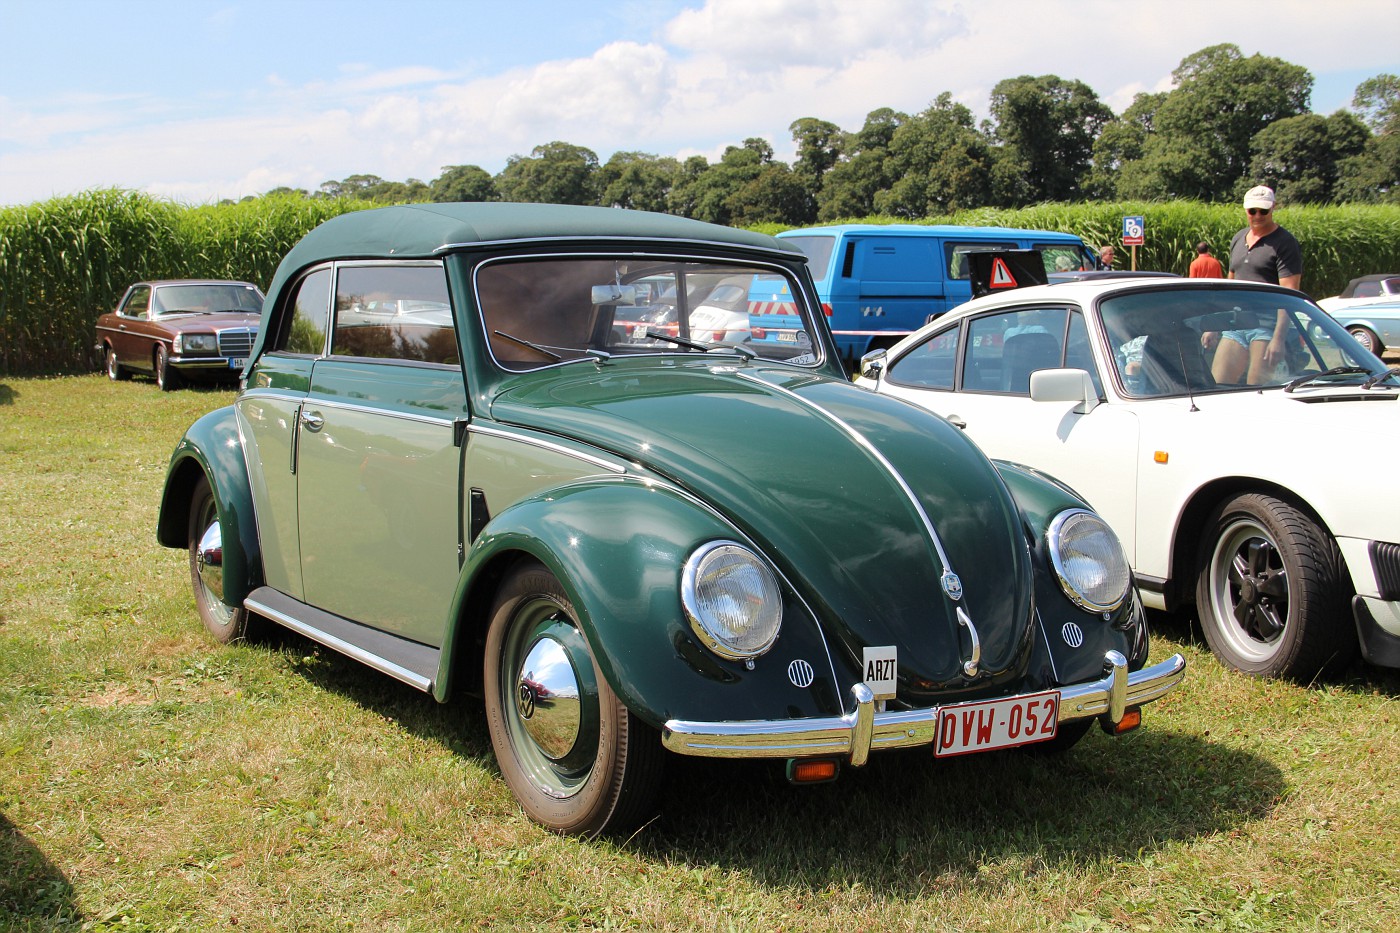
[105,346,131,381]
[1347,325,1384,356]
[187,474,255,644]
[1195,493,1355,680]
[484,561,663,837]
[155,344,181,391]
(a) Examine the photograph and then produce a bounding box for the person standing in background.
[1099,245,1115,269]
[1203,185,1302,383]
[1188,241,1223,278]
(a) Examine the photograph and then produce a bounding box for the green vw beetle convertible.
[157,203,1185,836]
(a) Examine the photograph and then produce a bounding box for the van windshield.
[779,236,836,283]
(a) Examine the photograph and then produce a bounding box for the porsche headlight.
[1047,509,1131,613]
[176,334,217,353]
[681,541,782,660]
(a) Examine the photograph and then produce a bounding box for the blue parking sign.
[1122,216,1145,246]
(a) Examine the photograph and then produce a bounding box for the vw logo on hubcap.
[517,682,537,719]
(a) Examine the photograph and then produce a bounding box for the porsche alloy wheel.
[1195,493,1354,680]
[484,561,662,837]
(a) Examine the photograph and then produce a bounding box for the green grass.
[1,376,1398,931]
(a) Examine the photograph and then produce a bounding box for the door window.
[886,327,959,390]
[331,265,455,364]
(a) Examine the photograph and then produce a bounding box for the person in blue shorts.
[1202,186,1302,384]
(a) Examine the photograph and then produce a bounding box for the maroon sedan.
[95,280,263,390]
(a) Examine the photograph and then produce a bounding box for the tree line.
[258,44,1396,227]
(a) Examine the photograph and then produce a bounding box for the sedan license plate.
[228,357,247,369]
[934,691,1059,757]
[776,331,798,343]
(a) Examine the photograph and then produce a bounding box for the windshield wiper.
[493,330,562,362]
[1283,366,1372,393]
[644,331,757,360]
[1362,367,1400,390]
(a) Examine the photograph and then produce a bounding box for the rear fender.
[437,478,845,728]
[156,406,262,608]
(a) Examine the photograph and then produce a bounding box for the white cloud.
[1,0,1397,205]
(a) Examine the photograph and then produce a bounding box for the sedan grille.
[218,327,257,358]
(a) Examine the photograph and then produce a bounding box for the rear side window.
[887,327,959,390]
[281,268,332,355]
[779,236,836,283]
[945,242,1017,280]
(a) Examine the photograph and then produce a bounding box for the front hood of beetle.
[489,359,1036,700]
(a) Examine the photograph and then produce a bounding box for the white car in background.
[857,276,1400,680]
[1317,274,1400,314]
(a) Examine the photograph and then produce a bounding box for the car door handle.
[946,414,967,429]
[300,410,324,432]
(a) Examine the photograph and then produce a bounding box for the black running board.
[244,587,441,693]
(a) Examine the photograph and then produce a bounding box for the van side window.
[946,242,1016,280]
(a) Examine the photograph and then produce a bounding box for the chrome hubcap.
[196,520,225,603]
[515,636,582,760]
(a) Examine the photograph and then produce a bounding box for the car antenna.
[1176,339,1199,412]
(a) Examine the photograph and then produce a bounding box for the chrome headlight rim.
[681,540,783,661]
[1047,508,1131,614]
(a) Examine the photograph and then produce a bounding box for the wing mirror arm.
[1029,368,1101,414]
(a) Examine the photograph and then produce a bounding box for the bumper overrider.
[662,650,1186,765]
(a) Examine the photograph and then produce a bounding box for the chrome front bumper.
[662,651,1186,765]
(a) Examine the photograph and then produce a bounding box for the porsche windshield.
[476,257,820,371]
[1099,287,1389,398]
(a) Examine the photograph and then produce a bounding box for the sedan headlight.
[176,334,218,353]
[1047,509,1131,613]
[681,541,782,660]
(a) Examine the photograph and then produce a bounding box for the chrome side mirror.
[859,348,888,381]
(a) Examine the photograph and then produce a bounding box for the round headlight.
[1047,509,1131,613]
[681,542,783,660]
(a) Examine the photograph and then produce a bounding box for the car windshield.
[476,257,821,371]
[1100,287,1389,398]
[153,283,263,315]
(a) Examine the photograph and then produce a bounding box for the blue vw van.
[771,225,1099,367]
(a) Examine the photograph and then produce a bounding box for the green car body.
[158,203,1184,836]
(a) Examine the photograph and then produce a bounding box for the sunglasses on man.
[1247,208,1271,216]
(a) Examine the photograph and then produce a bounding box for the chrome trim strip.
[733,371,956,575]
[467,423,628,474]
[244,596,434,692]
[295,395,458,429]
[661,652,1186,761]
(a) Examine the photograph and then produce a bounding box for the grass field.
[1,375,1397,932]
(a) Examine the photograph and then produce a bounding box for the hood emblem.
[1061,622,1085,648]
[941,571,964,602]
[787,659,815,688]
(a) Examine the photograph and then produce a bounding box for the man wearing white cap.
[1228,185,1301,290]
[1206,185,1303,383]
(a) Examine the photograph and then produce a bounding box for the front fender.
[995,460,1150,679]
[440,478,846,728]
[156,405,262,608]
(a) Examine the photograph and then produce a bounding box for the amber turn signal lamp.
[1103,707,1142,735]
[1154,451,1169,464]
[786,758,840,784]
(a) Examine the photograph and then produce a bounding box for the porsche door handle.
[945,414,967,430]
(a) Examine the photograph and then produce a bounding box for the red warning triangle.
[989,257,1017,289]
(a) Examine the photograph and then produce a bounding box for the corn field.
[0,190,366,376]
[3,192,1399,376]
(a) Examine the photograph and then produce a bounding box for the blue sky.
[2,0,1397,206]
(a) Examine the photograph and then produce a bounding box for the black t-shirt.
[1229,226,1302,285]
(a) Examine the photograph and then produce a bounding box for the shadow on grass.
[0,813,79,927]
[0,383,17,406]
[265,629,1284,897]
